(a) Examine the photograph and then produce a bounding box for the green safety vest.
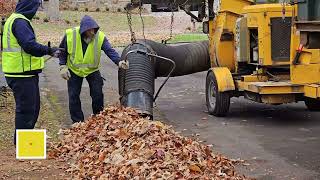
[1,13,44,77]
[66,27,105,77]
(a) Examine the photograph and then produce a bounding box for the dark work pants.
[5,76,40,144]
[68,70,104,123]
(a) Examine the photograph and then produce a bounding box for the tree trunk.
[47,0,60,21]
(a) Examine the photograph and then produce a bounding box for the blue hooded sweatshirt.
[12,0,50,58]
[59,15,120,66]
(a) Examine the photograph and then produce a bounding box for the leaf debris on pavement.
[49,106,253,179]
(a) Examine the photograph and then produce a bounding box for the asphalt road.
[1,52,320,179]
[154,73,320,179]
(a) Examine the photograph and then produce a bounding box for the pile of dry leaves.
[0,0,15,17]
[49,106,251,179]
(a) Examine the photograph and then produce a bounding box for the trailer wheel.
[206,72,230,117]
[305,98,320,111]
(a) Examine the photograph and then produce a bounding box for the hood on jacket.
[15,0,40,20]
[80,15,100,36]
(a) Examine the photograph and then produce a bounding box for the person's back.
[2,0,60,144]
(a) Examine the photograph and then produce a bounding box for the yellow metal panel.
[245,4,295,66]
[210,12,238,72]
[235,80,304,94]
[261,94,296,104]
[242,75,268,82]
[211,67,235,92]
[289,5,320,65]
[236,80,249,91]
[220,0,253,15]
[299,51,312,64]
[243,4,293,13]
[304,84,320,99]
[291,64,320,84]
[304,85,318,98]
[242,74,290,82]
[247,15,258,27]
[258,86,303,94]
[309,50,320,64]
[291,45,320,65]
[290,4,320,77]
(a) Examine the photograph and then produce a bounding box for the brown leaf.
[189,164,202,173]
[98,151,107,162]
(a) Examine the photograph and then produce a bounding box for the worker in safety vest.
[58,15,129,123]
[1,0,61,144]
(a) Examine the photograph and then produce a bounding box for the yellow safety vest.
[66,27,105,77]
[1,13,44,77]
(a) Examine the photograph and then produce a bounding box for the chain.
[281,0,288,21]
[126,1,146,44]
[126,6,136,44]
[169,7,174,40]
[138,0,146,43]
[163,2,175,44]
[127,0,177,44]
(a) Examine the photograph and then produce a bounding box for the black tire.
[205,72,230,117]
[305,97,320,111]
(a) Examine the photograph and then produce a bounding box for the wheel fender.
[208,67,235,92]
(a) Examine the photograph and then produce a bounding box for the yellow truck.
[121,0,320,117]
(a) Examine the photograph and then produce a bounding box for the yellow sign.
[16,129,46,159]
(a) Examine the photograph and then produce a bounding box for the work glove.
[48,47,63,58]
[60,65,71,80]
[119,60,129,70]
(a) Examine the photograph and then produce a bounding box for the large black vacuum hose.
[144,40,210,77]
[119,43,155,116]
[119,40,210,117]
